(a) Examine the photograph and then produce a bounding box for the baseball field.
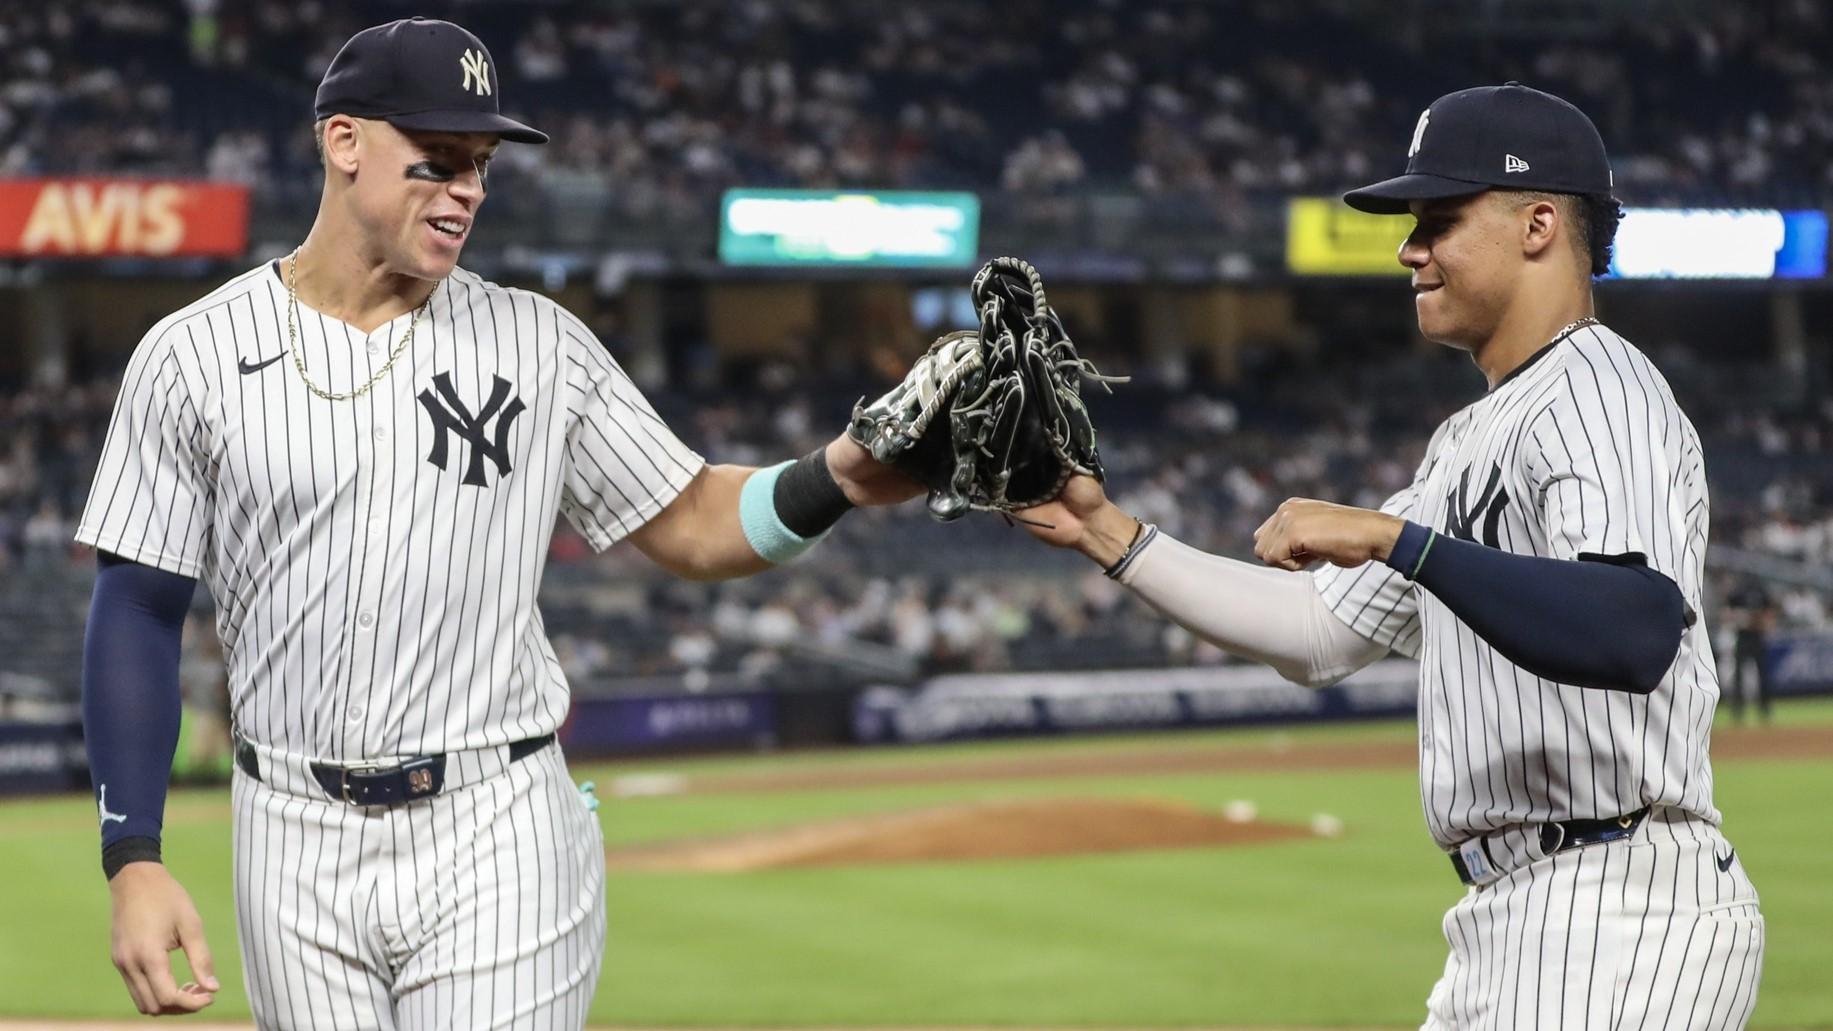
[2,700,1829,1030]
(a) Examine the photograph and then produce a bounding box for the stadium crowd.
[4,341,1829,691]
[3,0,1833,207]
[3,0,1830,696]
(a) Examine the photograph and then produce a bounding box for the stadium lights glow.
[1608,208,1828,279]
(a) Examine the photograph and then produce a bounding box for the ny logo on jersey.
[1444,462,1509,548]
[418,372,525,486]
[460,49,491,96]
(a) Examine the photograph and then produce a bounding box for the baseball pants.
[1422,807,1764,1029]
[230,739,606,1029]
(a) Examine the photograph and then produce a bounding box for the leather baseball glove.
[848,257,1124,521]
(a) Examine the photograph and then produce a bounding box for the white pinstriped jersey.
[77,262,704,762]
[1316,323,1720,847]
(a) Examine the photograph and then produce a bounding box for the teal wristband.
[740,462,825,563]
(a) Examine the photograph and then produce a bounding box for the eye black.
[405,160,456,182]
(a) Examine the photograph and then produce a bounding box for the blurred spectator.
[5,1,1831,203]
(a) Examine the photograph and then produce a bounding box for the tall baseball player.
[1019,84,1764,1028]
[78,18,919,1028]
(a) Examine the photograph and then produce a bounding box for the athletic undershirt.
[1386,520,1688,693]
[83,551,196,877]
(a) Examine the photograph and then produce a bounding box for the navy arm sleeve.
[1386,521,1689,694]
[83,551,197,879]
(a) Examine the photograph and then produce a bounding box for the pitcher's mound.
[608,797,1320,872]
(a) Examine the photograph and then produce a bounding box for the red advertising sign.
[0,178,251,258]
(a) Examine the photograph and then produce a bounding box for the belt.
[235,733,555,806]
[1449,807,1650,887]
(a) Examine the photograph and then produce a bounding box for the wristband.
[773,448,855,538]
[740,459,840,564]
[102,836,162,881]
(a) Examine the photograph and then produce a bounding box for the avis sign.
[0,178,251,257]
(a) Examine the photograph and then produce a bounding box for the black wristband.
[773,448,856,538]
[102,836,162,881]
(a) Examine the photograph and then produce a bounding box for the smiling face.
[326,117,499,281]
[1398,192,1533,351]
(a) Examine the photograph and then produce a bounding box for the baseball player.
[1019,84,1764,1028]
[78,18,917,1028]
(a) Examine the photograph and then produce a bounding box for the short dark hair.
[1569,193,1623,278]
[1502,190,1622,278]
[312,118,327,167]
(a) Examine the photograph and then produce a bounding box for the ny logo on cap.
[460,48,491,97]
[1408,108,1431,157]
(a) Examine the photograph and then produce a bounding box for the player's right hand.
[108,862,220,1015]
[1014,474,1140,566]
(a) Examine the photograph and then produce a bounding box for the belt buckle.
[337,762,387,806]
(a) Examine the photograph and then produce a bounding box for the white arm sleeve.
[1116,531,1389,688]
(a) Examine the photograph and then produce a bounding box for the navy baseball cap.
[1343,83,1609,214]
[314,18,547,145]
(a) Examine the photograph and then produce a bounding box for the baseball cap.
[1343,82,1609,214]
[314,18,548,145]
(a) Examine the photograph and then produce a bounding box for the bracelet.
[1409,529,1438,581]
[1104,521,1159,581]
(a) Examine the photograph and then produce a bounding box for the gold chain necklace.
[286,249,438,402]
[1552,315,1599,341]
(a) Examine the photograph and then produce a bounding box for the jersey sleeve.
[75,325,214,578]
[1522,349,1680,578]
[1308,419,1450,660]
[556,314,705,551]
[1311,481,1425,659]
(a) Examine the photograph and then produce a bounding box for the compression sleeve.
[1118,532,1389,687]
[82,551,197,879]
[1386,521,1687,694]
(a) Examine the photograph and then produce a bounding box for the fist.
[1252,498,1404,572]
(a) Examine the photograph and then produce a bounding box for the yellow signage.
[1285,197,1412,276]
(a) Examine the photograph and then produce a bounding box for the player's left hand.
[1253,498,1406,572]
[823,433,926,507]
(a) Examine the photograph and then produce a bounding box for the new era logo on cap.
[1505,154,1530,173]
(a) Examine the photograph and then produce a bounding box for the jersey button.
[373,426,389,442]
[357,611,375,629]
[366,341,382,356]
[347,706,365,722]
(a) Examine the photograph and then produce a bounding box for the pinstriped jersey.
[77,262,704,762]
[1315,323,1720,847]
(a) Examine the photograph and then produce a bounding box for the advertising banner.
[562,690,777,753]
[0,178,251,258]
[853,660,1421,744]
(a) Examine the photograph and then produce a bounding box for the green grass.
[2,700,1829,1027]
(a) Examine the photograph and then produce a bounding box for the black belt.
[235,734,555,806]
[1450,807,1650,886]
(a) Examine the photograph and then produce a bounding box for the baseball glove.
[848,257,1124,522]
